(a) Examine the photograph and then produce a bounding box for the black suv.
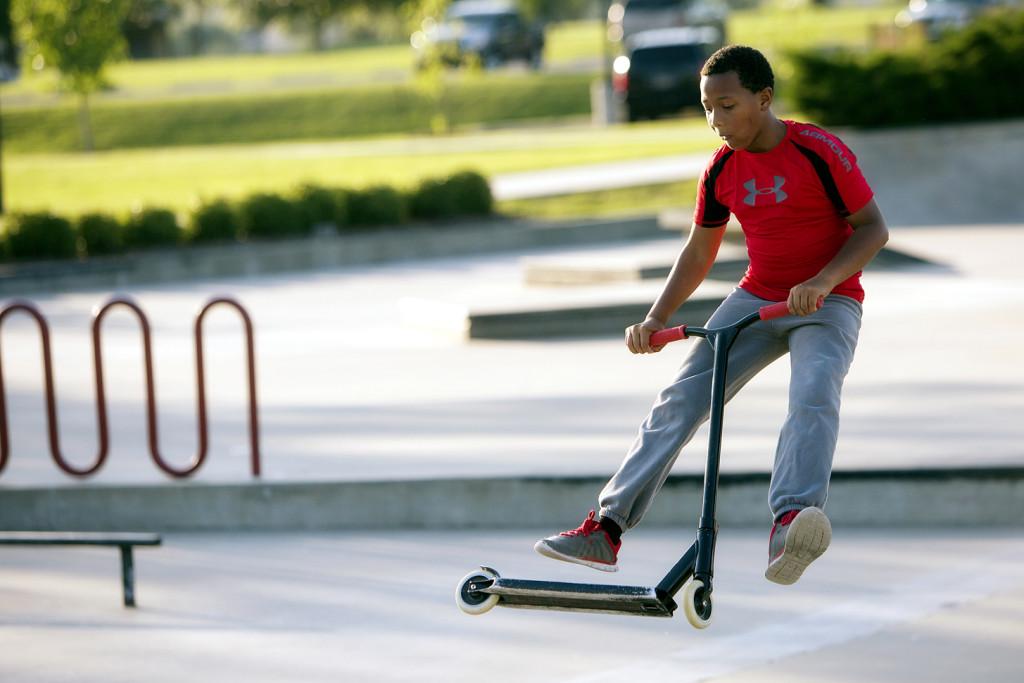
[612,27,719,121]
[414,1,544,69]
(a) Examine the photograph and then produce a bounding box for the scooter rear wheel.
[682,578,713,629]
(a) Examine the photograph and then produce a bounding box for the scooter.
[456,300,797,629]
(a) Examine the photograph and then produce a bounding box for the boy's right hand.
[625,318,666,355]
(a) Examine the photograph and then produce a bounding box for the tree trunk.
[78,93,95,152]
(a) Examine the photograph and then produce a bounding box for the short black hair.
[700,45,774,94]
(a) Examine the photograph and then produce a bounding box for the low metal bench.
[0,532,162,607]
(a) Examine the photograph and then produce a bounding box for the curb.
[2,468,1022,532]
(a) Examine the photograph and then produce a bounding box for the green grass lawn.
[0,20,605,103]
[3,119,719,218]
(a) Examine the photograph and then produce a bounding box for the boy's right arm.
[626,223,728,354]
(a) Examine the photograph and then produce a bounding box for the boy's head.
[699,45,781,152]
[700,45,774,94]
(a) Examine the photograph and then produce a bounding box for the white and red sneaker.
[765,507,831,585]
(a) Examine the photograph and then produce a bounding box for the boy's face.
[700,71,774,152]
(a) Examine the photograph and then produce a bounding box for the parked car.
[612,27,719,121]
[607,0,728,46]
[894,0,1008,40]
[412,1,544,70]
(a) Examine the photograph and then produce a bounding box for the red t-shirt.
[693,120,874,303]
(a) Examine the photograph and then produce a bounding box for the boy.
[535,45,889,585]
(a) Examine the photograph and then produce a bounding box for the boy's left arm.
[788,198,890,316]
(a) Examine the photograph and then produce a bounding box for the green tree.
[1,0,17,69]
[12,0,129,151]
[406,0,453,132]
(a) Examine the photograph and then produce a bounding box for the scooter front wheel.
[682,578,713,629]
[456,568,500,615]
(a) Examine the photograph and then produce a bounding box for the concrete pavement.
[1,217,1023,681]
[2,527,1024,682]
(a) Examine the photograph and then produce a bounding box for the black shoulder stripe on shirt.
[791,140,850,216]
[700,149,734,227]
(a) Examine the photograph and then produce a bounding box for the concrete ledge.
[463,296,722,340]
[2,467,1022,532]
[0,216,666,296]
[521,247,932,288]
[397,240,935,340]
[522,245,749,286]
[400,280,736,339]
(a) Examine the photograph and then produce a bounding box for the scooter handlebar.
[649,297,824,346]
[649,325,690,345]
[760,296,824,321]
[757,301,793,321]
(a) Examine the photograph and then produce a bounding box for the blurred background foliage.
[787,6,1024,126]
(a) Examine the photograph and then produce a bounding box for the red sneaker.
[534,510,621,572]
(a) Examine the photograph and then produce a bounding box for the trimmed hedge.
[295,184,347,234]
[409,170,494,220]
[77,212,124,255]
[240,193,301,239]
[0,170,494,262]
[124,208,183,249]
[188,199,241,243]
[788,8,1024,127]
[347,185,407,227]
[1,212,78,260]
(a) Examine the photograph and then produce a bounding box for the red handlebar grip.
[758,301,792,320]
[650,326,688,345]
[759,296,824,321]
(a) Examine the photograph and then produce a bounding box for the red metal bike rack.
[0,295,260,479]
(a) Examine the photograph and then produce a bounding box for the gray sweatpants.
[599,288,862,531]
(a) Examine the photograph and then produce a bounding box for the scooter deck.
[486,576,677,617]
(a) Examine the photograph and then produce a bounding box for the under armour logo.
[743,176,787,206]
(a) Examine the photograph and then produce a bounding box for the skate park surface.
[1,212,1023,680]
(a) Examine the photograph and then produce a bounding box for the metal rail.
[0,295,260,478]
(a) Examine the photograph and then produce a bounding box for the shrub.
[930,10,1024,120]
[446,170,493,216]
[189,199,242,243]
[77,213,124,256]
[294,184,346,234]
[0,169,493,262]
[347,185,406,227]
[1,212,78,260]
[408,170,493,220]
[239,192,301,238]
[123,207,183,249]
[408,177,456,220]
[787,7,1024,127]
[788,50,941,127]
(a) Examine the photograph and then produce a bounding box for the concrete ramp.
[398,235,937,340]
